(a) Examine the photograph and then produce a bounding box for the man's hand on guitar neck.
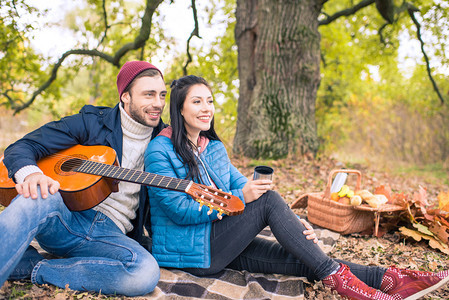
[16,173,60,199]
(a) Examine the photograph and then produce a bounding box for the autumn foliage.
[376,184,449,254]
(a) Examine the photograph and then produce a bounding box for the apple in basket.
[338,196,351,205]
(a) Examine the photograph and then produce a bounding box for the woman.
[144,75,448,300]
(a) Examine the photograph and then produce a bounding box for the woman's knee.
[260,190,286,207]
[266,190,282,199]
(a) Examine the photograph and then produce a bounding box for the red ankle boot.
[380,266,449,300]
[322,264,395,300]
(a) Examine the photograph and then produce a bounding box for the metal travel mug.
[253,166,274,180]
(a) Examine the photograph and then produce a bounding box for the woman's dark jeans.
[182,190,386,289]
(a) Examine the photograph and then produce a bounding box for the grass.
[246,158,277,168]
[330,151,449,188]
[8,282,33,299]
[392,163,449,186]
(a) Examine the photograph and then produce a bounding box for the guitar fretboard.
[75,159,190,192]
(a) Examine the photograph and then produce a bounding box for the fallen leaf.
[428,238,449,255]
[429,260,438,271]
[407,258,419,270]
[374,184,392,202]
[412,223,434,236]
[436,215,449,228]
[438,191,449,212]
[429,222,449,245]
[413,185,429,206]
[413,186,431,219]
[54,294,67,300]
[391,192,408,206]
[399,227,423,241]
[399,226,449,255]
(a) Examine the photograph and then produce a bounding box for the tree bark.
[234,0,323,158]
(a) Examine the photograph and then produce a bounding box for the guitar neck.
[75,159,190,192]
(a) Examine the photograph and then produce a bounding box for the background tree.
[233,0,448,158]
[315,1,449,166]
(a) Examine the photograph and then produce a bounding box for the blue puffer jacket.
[144,132,247,268]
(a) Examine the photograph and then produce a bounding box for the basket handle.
[323,169,362,199]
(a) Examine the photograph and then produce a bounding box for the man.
[0,61,167,296]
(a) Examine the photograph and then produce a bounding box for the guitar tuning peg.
[207,207,213,215]
[197,199,204,211]
[217,212,223,220]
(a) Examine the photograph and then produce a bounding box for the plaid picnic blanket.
[31,224,340,299]
[146,225,340,299]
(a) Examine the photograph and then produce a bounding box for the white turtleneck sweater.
[93,104,153,233]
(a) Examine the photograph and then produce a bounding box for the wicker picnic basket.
[293,169,375,235]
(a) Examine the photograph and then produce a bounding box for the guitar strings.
[31,151,236,213]
[43,153,222,195]
[43,152,192,191]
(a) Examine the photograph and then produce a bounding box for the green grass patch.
[8,282,33,299]
[247,159,276,168]
[331,150,449,187]
[391,163,449,186]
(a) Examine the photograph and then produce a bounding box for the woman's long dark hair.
[170,75,221,182]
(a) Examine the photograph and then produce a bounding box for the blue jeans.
[183,190,386,289]
[0,190,159,296]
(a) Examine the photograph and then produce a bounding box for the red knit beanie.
[116,61,163,98]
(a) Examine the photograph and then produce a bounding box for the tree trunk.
[234,0,323,158]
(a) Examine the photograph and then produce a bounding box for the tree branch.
[5,0,164,114]
[378,23,391,45]
[408,9,445,104]
[112,0,163,64]
[183,0,201,76]
[375,0,394,24]
[12,49,116,113]
[2,89,15,107]
[97,0,110,47]
[319,0,375,26]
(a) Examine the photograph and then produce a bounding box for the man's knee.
[12,189,65,212]
[123,253,160,296]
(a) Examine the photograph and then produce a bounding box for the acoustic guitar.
[0,145,244,217]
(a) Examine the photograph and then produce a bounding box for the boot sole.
[403,275,449,300]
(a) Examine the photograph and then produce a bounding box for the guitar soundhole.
[56,155,87,176]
